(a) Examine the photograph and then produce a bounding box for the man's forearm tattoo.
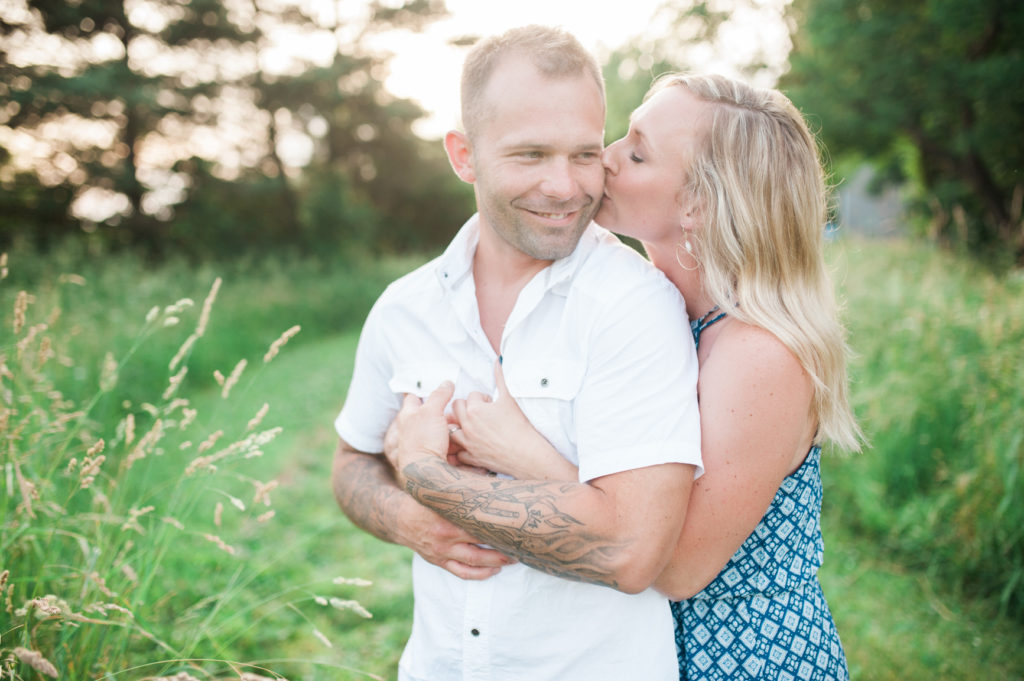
[402,457,627,588]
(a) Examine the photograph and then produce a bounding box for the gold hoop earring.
[676,232,700,271]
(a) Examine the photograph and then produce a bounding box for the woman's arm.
[654,323,818,599]
[447,360,579,481]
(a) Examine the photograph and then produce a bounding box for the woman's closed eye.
[629,151,645,163]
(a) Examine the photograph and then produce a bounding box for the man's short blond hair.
[460,25,605,141]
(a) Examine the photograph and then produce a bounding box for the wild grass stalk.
[0,255,375,679]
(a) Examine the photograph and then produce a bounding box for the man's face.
[467,56,605,262]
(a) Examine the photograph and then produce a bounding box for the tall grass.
[0,247,416,679]
[827,238,1024,621]
[3,237,1022,678]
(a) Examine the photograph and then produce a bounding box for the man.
[331,26,702,681]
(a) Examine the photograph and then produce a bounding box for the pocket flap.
[388,361,460,398]
[504,359,585,400]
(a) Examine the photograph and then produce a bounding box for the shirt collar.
[434,213,602,296]
[434,214,479,290]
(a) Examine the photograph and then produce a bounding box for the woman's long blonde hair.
[653,73,862,451]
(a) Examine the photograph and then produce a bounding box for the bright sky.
[371,0,683,139]
[370,0,791,138]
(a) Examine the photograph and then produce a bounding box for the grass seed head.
[121,505,156,534]
[123,413,136,445]
[252,479,278,506]
[203,533,237,555]
[263,325,301,363]
[198,429,224,453]
[99,352,118,391]
[162,366,188,400]
[247,403,270,432]
[312,627,333,648]
[12,290,29,334]
[169,333,198,372]
[221,359,247,398]
[329,598,372,618]
[162,516,185,530]
[13,647,59,678]
[179,407,198,430]
[196,276,222,336]
[58,273,86,286]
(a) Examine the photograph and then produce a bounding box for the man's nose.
[539,158,576,199]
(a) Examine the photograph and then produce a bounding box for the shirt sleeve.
[334,300,401,454]
[574,279,703,482]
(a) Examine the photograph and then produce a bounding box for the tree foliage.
[782,0,1024,264]
[0,0,472,259]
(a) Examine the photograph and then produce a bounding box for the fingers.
[447,426,464,455]
[448,542,516,568]
[424,380,455,411]
[442,560,502,580]
[452,397,468,429]
[400,392,422,410]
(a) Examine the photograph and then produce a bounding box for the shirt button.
[540,378,549,387]
[416,380,422,388]
[471,628,480,637]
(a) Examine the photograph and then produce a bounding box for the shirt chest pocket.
[504,359,585,459]
[388,361,460,399]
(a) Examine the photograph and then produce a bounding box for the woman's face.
[595,85,712,244]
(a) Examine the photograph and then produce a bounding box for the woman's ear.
[678,201,698,233]
[444,130,476,183]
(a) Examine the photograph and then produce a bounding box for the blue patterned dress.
[671,310,849,681]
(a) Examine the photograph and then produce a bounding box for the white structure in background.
[837,166,906,238]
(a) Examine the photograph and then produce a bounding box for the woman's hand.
[448,361,578,481]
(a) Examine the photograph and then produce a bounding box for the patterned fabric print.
[671,447,849,680]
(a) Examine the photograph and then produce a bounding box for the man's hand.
[333,437,512,581]
[399,502,515,580]
[384,381,455,477]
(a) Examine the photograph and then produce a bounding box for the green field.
[2,238,1023,679]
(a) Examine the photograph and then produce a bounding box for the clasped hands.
[382,360,579,580]
[383,360,543,483]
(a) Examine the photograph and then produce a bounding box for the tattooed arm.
[331,438,514,580]
[387,384,694,593]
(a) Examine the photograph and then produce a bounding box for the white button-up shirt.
[336,215,702,681]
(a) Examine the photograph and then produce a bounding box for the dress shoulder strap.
[690,306,727,349]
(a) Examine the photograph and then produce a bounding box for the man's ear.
[444,130,476,183]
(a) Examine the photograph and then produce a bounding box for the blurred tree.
[599,0,791,141]
[782,0,1024,264]
[0,0,262,252]
[0,0,472,259]
[603,48,676,143]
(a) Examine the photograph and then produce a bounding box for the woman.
[439,73,863,680]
